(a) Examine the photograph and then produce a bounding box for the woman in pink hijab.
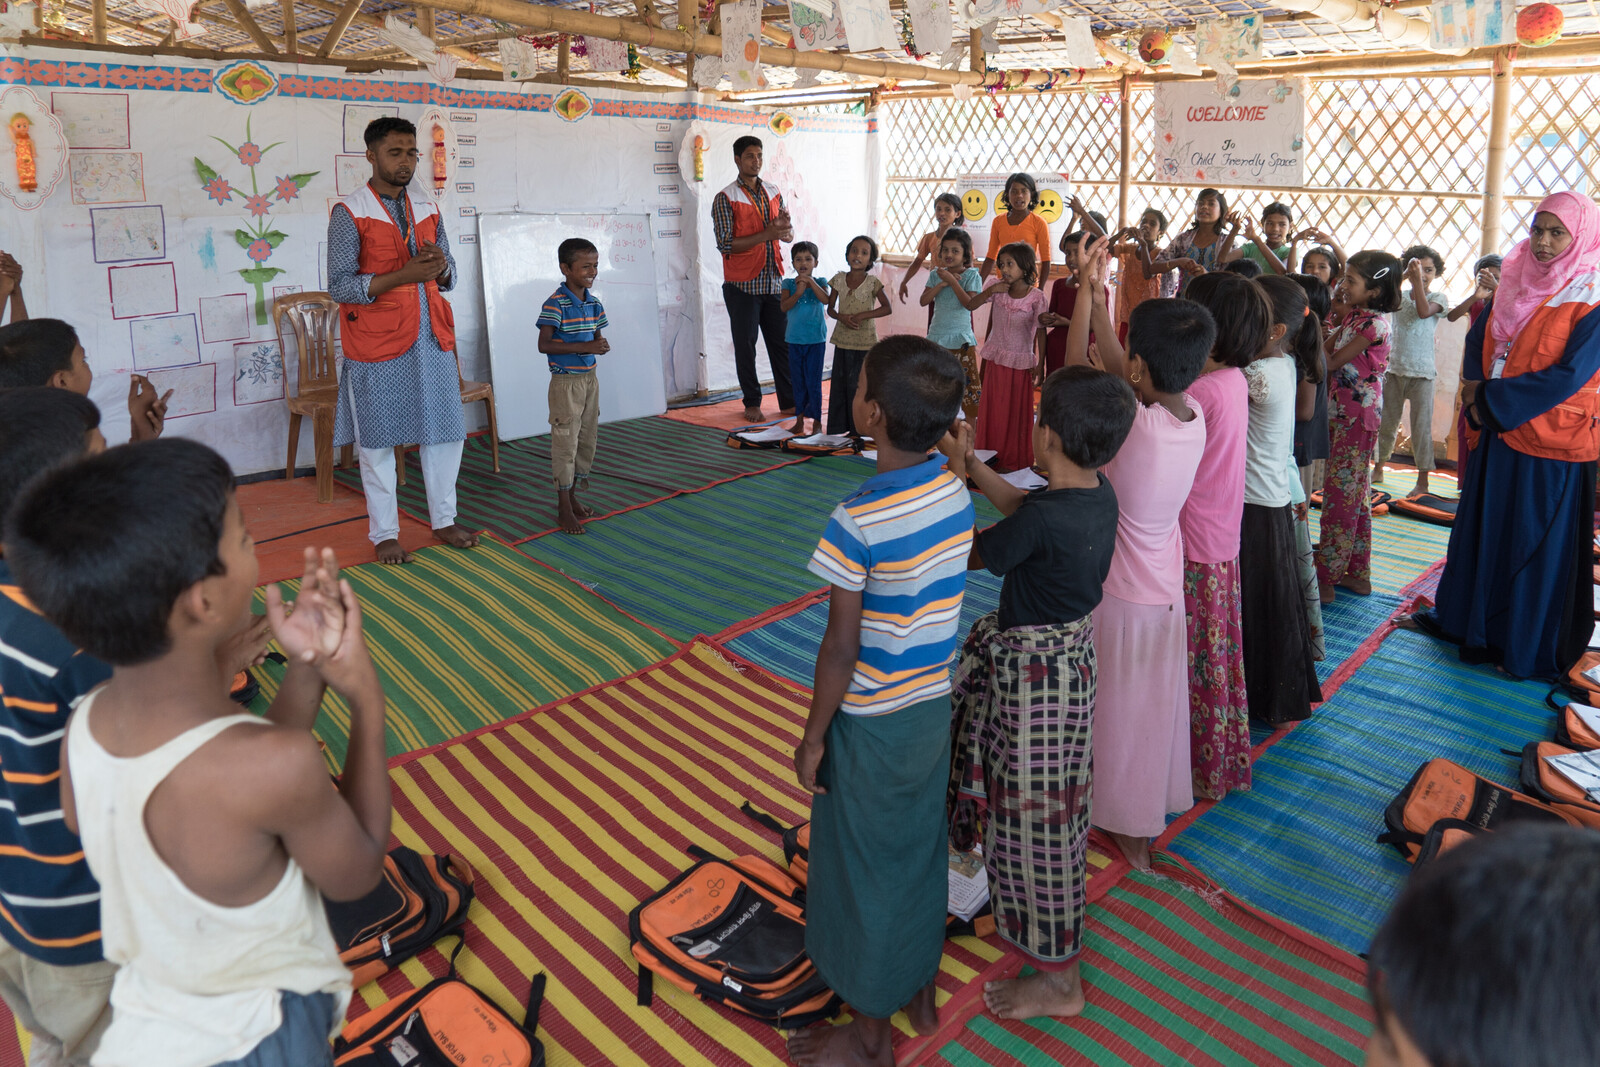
[1415,192,1600,680]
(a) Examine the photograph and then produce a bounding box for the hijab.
[1490,191,1600,346]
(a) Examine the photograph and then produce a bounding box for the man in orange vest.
[329,117,479,565]
[712,135,795,424]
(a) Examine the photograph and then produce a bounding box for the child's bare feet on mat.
[375,539,412,565]
[905,981,938,1034]
[786,1018,894,1067]
[1337,576,1371,596]
[557,489,587,535]
[434,524,479,549]
[1371,465,1385,485]
[779,407,796,418]
[1107,831,1152,871]
[984,965,1085,1021]
[791,417,806,434]
[1408,473,1431,499]
[743,406,764,423]
[1319,580,1337,605]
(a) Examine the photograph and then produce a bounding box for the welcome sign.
[1153,78,1307,189]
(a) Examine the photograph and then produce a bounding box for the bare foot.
[558,489,588,534]
[791,417,807,434]
[983,965,1086,1021]
[1107,831,1152,871]
[785,1018,894,1067]
[778,407,796,418]
[1370,467,1386,485]
[904,981,938,1035]
[1319,580,1337,605]
[743,406,764,423]
[1337,576,1371,596]
[434,524,480,549]
[1409,475,1431,499]
[375,538,412,565]
[569,491,595,519]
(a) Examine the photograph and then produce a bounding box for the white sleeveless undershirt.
[67,691,351,1067]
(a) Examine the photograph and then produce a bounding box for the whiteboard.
[480,212,666,441]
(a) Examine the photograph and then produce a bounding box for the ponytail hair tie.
[1303,306,1311,318]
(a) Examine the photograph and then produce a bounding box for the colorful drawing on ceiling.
[194,115,317,325]
[551,88,592,122]
[214,60,278,106]
[0,86,66,210]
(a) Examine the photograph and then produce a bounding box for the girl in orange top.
[897,192,964,303]
[981,173,1052,289]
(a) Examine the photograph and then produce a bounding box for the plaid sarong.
[949,611,1096,963]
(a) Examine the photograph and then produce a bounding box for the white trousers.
[356,441,463,544]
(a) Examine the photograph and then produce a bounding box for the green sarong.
[804,695,950,1019]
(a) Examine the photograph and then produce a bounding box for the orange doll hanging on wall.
[432,121,447,194]
[9,113,36,193]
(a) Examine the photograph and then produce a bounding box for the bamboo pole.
[556,35,569,80]
[968,26,982,73]
[92,0,107,43]
[416,5,434,40]
[219,0,281,54]
[316,0,363,56]
[1482,45,1515,256]
[412,0,1122,87]
[282,0,297,53]
[1117,74,1131,229]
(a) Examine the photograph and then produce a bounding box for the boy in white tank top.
[5,439,393,1067]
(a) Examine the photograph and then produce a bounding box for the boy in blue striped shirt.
[537,238,609,535]
[790,336,973,1067]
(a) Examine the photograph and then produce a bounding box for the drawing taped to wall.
[129,313,202,371]
[69,150,143,204]
[90,204,165,263]
[232,339,284,405]
[144,362,216,419]
[50,91,130,149]
[343,104,398,153]
[108,261,178,319]
[335,154,369,196]
[198,292,250,342]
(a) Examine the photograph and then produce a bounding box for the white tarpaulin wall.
[0,45,873,475]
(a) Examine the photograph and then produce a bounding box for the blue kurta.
[1427,297,1600,680]
[329,193,465,449]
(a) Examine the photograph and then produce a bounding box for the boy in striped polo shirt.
[789,337,973,1067]
[537,238,610,535]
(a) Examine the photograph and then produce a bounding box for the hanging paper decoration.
[431,122,447,194]
[897,13,925,57]
[722,0,762,73]
[0,1,41,35]
[1138,27,1173,64]
[977,19,999,54]
[836,0,897,53]
[791,66,823,90]
[1515,2,1563,45]
[1428,0,1515,52]
[625,45,644,79]
[131,0,202,39]
[584,35,630,71]
[693,55,725,88]
[905,0,952,55]
[1167,43,1202,75]
[1195,14,1263,96]
[0,86,64,210]
[790,0,847,50]
[378,15,459,84]
[1057,16,1100,68]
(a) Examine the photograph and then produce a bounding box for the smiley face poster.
[954,172,1072,258]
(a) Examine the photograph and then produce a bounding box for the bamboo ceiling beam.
[416,5,434,40]
[411,0,1123,86]
[635,51,687,81]
[219,0,282,54]
[59,0,167,40]
[634,0,662,29]
[282,0,297,52]
[555,33,569,79]
[316,0,363,55]
[1482,45,1514,256]
[92,0,107,43]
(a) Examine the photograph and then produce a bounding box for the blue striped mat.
[725,571,1005,685]
[1169,628,1554,955]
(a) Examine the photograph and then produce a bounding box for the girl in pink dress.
[971,242,1049,471]
[1066,243,1213,870]
[1316,250,1402,603]
[1175,273,1273,801]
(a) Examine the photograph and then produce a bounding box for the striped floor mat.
[332,418,806,544]
[247,539,676,764]
[356,640,1124,1067]
[524,459,1006,643]
[1166,628,1553,955]
[1308,469,1453,597]
[925,858,1370,1066]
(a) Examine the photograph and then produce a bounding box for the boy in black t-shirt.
[940,366,1137,1022]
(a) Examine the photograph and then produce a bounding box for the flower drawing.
[194,115,317,325]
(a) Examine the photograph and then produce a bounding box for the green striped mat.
[248,540,675,766]
[521,458,1003,642]
[927,861,1370,1066]
[1309,467,1453,597]
[331,419,805,544]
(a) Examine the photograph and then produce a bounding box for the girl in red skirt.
[972,242,1049,471]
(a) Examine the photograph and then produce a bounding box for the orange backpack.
[1412,818,1489,868]
[1379,758,1589,861]
[628,847,841,1029]
[1519,742,1600,824]
[334,939,545,1067]
[325,847,475,989]
[1546,694,1600,751]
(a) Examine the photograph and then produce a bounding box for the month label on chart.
[654,163,679,174]
[654,141,672,152]
[658,184,680,195]
[450,112,476,122]
[458,234,477,244]
[656,122,671,131]
[459,206,476,216]
[657,229,681,239]
[455,182,474,194]
[456,134,476,146]
[458,158,474,168]
[659,205,681,217]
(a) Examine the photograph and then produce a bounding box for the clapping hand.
[128,374,172,442]
[1474,268,1499,298]
[1223,210,1243,232]
[264,548,379,697]
[937,419,975,480]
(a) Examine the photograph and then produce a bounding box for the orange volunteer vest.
[335,184,456,363]
[1481,268,1600,463]
[720,178,785,284]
